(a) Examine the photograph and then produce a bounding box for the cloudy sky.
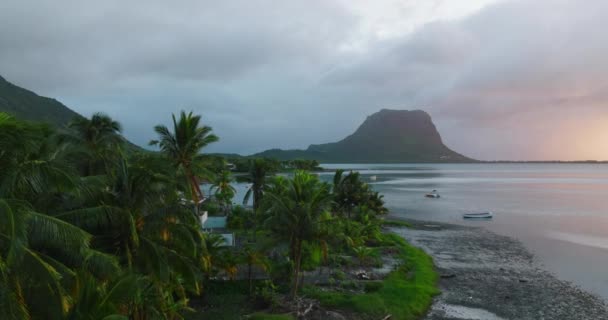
[2,0,607,161]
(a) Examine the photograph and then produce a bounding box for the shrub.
[227,205,251,229]
[252,280,279,310]
[202,200,221,216]
[364,281,383,293]
[332,270,347,281]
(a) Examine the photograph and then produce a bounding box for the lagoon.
[321,163,608,300]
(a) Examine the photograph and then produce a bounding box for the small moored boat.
[463,212,493,219]
[425,190,440,198]
[370,175,377,181]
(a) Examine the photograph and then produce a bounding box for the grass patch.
[304,233,438,320]
[382,219,413,228]
[184,281,288,320]
[249,313,294,320]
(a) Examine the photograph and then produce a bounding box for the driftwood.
[381,314,392,320]
[300,302,314,317]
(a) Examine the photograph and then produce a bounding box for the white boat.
[370,175,377,181]
[425,190,440,198]
[463,212,493,219]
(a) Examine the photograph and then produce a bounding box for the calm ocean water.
[320,163,608,300]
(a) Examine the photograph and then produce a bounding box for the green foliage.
[332,170,388,217]
[241,158,279,211]
[185,281,289,320]
[0,112,213,319]
[262,171,333,297]
[249,313,294,320]
[352,246,374,266]
[210,170,236,214]
[0,108,440,320]
[300,242,322,271]
[304,233,439,320]
[252,280,279,309]
[284,159,322,171]
[332,270,347,281]
[150,110,219,204]
[382,219,413,228]
[226,205,253,230]
[364,281,384,293]
[201,200,222,216]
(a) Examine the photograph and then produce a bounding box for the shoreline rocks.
[391,220,608,320]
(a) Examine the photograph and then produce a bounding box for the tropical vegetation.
[0,109,437,320]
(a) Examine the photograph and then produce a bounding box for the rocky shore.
[391,219,608,320]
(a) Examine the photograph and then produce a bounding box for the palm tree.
[0,112,211,319]
[352,246,374,267]
[241,244,268,294]
[60,155,205,315]
[263,171,333,298]
[242,158,277,212]
[202,233,228,276]
[331,169,387,218]
[65,271,136,320]
[0,114,122,319]
[0,198,117,319]
[150,111,218,206]
[65,112,124,176]
[332,170,367,217]
[210,170,236,215]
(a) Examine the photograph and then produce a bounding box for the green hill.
[0,75,83,126]
[0,74,145,152]
[252,109,473,163]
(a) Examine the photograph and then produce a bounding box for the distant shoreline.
[211,153,608,165]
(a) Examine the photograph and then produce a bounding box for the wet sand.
[390,219,608,320]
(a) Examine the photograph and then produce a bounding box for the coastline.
[389,218,608,320]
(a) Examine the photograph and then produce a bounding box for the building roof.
[202,216,227,229]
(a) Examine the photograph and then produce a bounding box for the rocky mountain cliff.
[254,109,473,163]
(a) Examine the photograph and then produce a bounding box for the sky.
[1,0,607,161]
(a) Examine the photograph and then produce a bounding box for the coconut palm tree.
[0,198,118,319]
[332,170,370,218]
[59,155,205,313]
[242,158,277,212]
[150,111,218,206]
[210,170,236,215]
[263,171,333,298]
[241,244,268,294]
[0,112,213,319]
[202,233,228,276]
[352,246,374,267]
[0,114,123,319]
[332,169,387,218]
[64,112,124,176]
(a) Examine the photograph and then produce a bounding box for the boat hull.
[463,212,493,219]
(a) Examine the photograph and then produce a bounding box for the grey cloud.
[1,0,607,160]
[1,0,356,91]
[323,0,608,160]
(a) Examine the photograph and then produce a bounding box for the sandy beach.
[391,219,608,320]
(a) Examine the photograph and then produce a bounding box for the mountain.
[0,74,145,152]
[0,75,83,126]
[253,109,473,163]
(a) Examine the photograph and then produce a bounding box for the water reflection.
[322,163,608,300]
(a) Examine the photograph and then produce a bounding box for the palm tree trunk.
[248,262,253,295]
[291,240,302,299]
[185,167,205,216]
